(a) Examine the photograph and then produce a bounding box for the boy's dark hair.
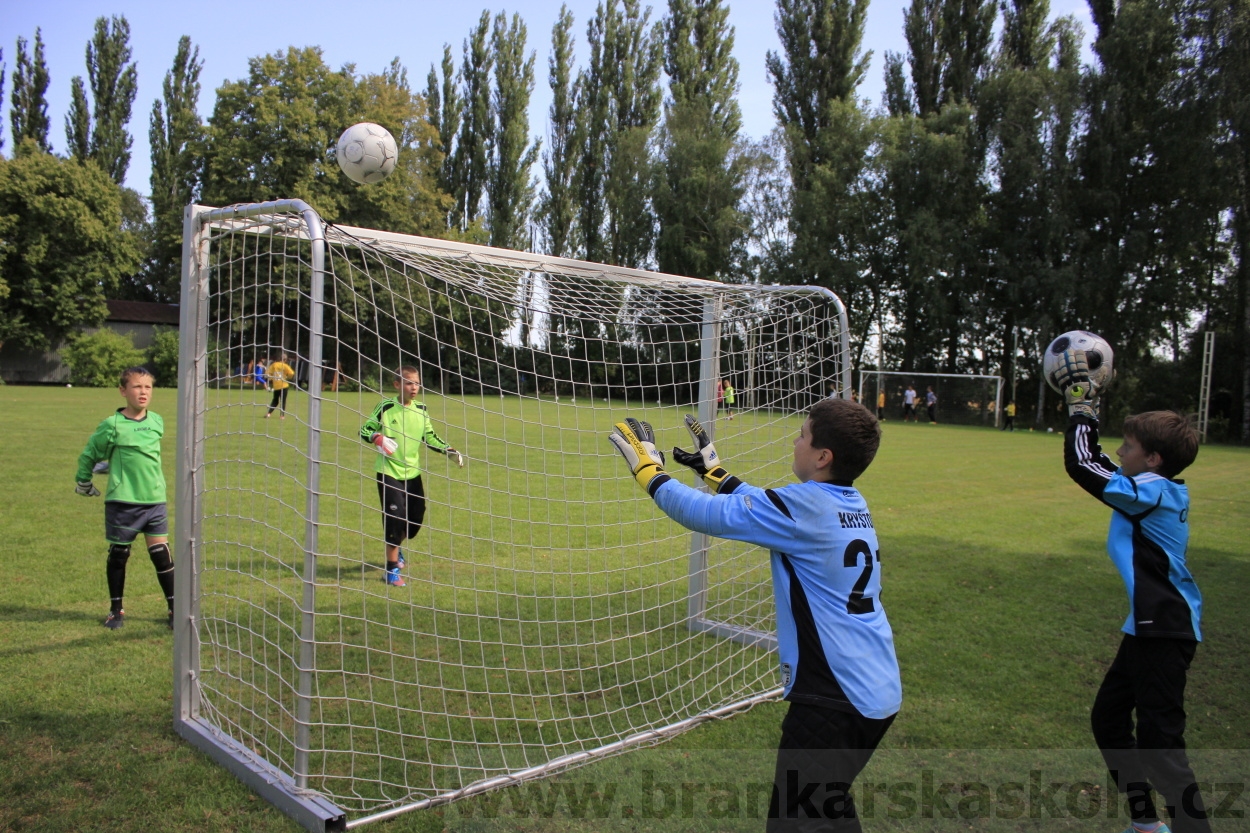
[1123,411,1199,478]
[119,366,153,387]
[808,397,881,481]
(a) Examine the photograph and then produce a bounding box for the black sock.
[149,543,175,611]
[107,544,131,611]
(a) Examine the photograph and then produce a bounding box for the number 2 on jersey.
[844,539,879,615]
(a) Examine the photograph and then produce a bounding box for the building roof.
[106,300,180,325]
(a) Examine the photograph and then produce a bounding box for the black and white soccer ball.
[336,122,397,185]
[1043,330,1115,394]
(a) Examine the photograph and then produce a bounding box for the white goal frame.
[172,199,852,831]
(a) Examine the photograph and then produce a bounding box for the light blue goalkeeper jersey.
[1065,416,1202,640]
[653,477,902,720]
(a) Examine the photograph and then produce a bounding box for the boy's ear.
[1145,449,1164,471]
[817,447,835,470]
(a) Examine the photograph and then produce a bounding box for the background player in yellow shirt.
[264,354,295,419]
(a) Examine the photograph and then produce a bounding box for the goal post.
[173,200,852,831]
[858,369,1004,427]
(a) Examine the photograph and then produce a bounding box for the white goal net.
[173,200,851,830]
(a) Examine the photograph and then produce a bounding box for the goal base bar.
[346,686,786,828]
[175,716,347,832]
[691,618,778,651]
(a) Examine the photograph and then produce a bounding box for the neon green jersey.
[359,398,450,480]
[76,409,166,504]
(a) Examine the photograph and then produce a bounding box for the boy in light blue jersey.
[610,398,900,832]
[1058,349,1209,833]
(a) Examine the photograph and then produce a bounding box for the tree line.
[0,0,1245,438]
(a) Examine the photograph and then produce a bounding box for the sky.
[1,0,1095,199]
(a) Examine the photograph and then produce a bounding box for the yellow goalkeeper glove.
[1054,349,1099,420]
[671,414,740,494]
[608,418,671,496]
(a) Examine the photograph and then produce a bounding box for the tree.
[451,12,495,228]
[539,6,578,257]
[0,152,141,351]
[0,48,6,152]
[488,12,540,250]
[66,76,90,160]
[425,44,462,206]
[603,0,664,268]
[655,0,746,280]
[766,0,875,312]
[148,35,205,300]
[86,16,139,184]
[10,30,51,154]
[201,47,354,211]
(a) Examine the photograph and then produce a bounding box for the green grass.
[1,385,1247,832]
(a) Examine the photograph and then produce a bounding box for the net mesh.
[183,203,849,816]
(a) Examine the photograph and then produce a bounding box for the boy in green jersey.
[75,367,174,630]
[359,367,464,587]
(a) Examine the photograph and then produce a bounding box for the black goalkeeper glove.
[672,414,739,494]
[608,418,670,496]
[1054,349,1098,420]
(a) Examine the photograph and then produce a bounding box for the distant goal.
[172,200,852,830]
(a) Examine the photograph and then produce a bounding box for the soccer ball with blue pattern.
[336,122,397,185]
[1043,330,1115,394]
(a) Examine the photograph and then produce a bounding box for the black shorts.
[768,702,895,832]
[377,473,426,546]
[105,502,169,544]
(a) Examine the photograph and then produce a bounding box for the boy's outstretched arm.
[608,416,798,553]
[1056,349,1116,499]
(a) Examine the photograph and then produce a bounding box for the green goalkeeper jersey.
[76,409,166,504]
[359,398,450,480]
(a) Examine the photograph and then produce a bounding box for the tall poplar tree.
[655,0,745,279]
[540,6,578,257]
[148,36,204,298]
[766,0,876,335]
[606,0,664,268]
[452,12,494,229]
[0,49,6,152]
[10,30,52,154]
[65,17,139,184]
[425,44,462,205]
[488,12,540,250]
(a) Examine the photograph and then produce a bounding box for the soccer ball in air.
[336,122,397,185]
[1043,330,1115,394]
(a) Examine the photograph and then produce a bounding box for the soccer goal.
[858,369,1003,427]
[172,200,852,831]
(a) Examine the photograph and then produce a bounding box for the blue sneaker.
[397,549,405,569]
[384,566,406,587]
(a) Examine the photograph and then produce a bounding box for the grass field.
[1,384,1247,832]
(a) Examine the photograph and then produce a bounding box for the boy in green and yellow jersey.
[359,366,464,586]
[75,367,174,630]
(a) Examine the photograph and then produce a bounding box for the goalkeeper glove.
[608,418,670,496]
[672,414,739,494]
[372,434,399,456]
[1054,349,1098,420]
[446,448,465,468]
[76,481,101,497]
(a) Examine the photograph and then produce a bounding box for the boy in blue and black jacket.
[1058,349,1210,833]
[610,398,900,832]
